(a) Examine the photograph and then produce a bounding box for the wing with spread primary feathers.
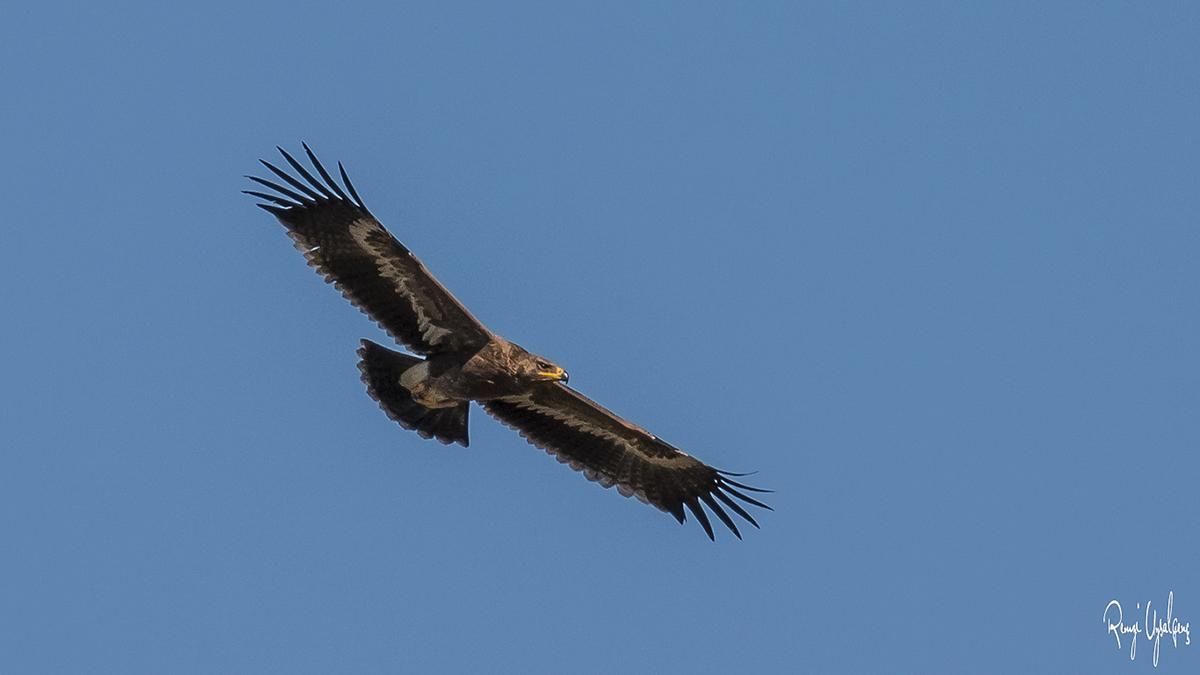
[483,384,771,540]
[245,145,492,356]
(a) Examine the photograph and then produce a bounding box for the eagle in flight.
[245,145,770,539]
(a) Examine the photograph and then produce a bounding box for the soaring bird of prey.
[245,145,770,539]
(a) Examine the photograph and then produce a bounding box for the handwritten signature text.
[1104,592,1190,667]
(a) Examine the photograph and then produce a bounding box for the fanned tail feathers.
[357,339,470,447]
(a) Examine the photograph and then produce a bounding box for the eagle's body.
[246,145,769,539]
[400,339,558,408]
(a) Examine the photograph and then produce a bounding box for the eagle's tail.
[356,340,470,447]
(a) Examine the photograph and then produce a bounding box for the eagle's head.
[513,347,569,385]
[531,355,569,384]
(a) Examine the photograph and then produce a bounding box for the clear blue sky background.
[2,2,1197,672]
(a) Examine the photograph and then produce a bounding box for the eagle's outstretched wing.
[245,145,492,356]
[483,384,771,540]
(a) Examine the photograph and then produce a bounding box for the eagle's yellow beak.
[541,367,569,384]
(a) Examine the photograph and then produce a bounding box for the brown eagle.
[245,145,770,539]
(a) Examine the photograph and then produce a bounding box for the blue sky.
[2,2,1197,672]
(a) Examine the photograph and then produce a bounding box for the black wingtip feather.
[278,146,335,200]
[338,161,365,208]
[685,498,716,541]
[667,504,686,524]
[713,489,760,529]
[719,474,773,494]
[721,484,773,511]
[247,173,311,206]
[302,143,351,202]
[700,493,741,539]
[260,158,322,201]
[242,190,296,207]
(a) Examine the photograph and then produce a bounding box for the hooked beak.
[541,367,569,384]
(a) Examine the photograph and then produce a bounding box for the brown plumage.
[245,144,770,539]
